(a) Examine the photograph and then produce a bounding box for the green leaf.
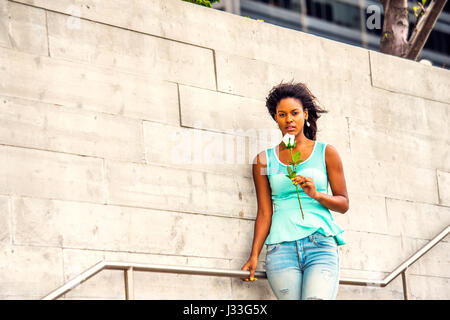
[287,166,293,176]
[422,0,427,5]
[292,151,301,163]
[286,166,297,179]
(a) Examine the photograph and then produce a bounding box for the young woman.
[241,81,349,300]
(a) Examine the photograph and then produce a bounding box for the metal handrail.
[41,225,450,300]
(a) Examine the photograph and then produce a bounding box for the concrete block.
[333,193,388,235]
[3,1,48,55]
[0,0,11,48]
[0,195,10,245]
[0,145,104,203]
[338,269,404,300]
[47,11,215,90]
[0,96,145,162]
[369,50,450,104]
[179,84,271,134]
[345,87,449,141]
[406,274,450,300]
[0,244,63,298]
[315,116,351,155]
[143,120,276,181]
[386,198,450,240]
[13,196,254,259]
[342,152,439,205]
[349,117,449,171]
[61,248,232,299]
[106,159,257,219]
[338,231,404,273]
[0,46,179,124]
[215,50,293,100]
[404,236,450,279]
[437,170,450,206]
[216,47,371,102]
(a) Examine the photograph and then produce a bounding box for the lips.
[286,126,296,131]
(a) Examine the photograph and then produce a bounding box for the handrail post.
[401,270,408,300]
[124,267,134,300]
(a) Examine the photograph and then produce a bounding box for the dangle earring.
[306,119,310,127]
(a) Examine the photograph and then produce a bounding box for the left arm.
[315,144,349,213]
[292,144,349,214]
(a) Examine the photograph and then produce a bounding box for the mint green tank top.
[264,141,346,246]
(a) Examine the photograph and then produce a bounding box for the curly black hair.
[265,80,328,141]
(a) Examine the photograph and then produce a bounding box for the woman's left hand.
[291,175,318,200]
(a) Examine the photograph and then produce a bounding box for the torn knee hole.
[279,288,289,295]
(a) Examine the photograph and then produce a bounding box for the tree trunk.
[380,0,409,57]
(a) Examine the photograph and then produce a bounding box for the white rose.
[282,133,296,149]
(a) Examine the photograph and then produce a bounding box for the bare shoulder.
[325,144,344,168]
[252,150,268,168]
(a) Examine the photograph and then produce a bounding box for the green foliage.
[286,166,296,179]
[286,151,304,179]
[292,151,302,164]
[182,0,220,8]
[413,0,427,18]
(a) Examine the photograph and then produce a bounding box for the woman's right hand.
[241,256,259,282]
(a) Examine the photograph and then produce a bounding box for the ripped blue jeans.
[265,232,340,300]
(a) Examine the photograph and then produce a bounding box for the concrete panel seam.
[212,49,218,91]
[105,156,253,179]
[372,85,450,104]
[385,195,450,209]
[6,194,114,213]
[368,51,373,87]
[178,82,264,101]
[436,168,442,205]
[176,83,182,127]
[17,242,241,262]
[60,246,66,287]
[384,196,389,232]
[0,142,104,162]
[44,9,50,57]
[0,93,172,125]
[0,140,146,166]
[102,199,257,222]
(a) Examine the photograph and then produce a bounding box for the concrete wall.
[0,0,449,299]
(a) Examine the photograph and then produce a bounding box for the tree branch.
[406,0,448,60]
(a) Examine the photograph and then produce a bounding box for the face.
[275,97,308,137]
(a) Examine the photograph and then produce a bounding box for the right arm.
[241,151,273,281]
